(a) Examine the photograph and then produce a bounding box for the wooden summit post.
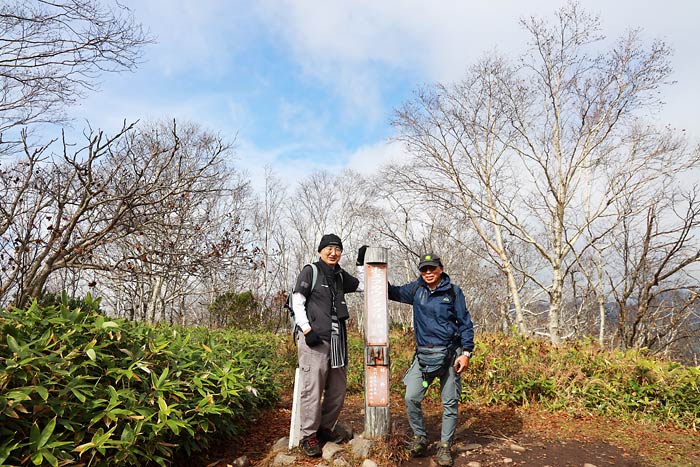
[363,246,390,438]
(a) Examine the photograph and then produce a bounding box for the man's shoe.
[407,434,428,457]
[435,442,453,467]
[300,434,322,457]
[317,426,345,443]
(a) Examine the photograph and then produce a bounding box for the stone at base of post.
[364,406,390,439]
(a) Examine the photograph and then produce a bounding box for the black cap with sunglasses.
[417,253,442,270]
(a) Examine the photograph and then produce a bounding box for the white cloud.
[233,139,330,195]
[64,0,700,186]
[346,140,408,176]
[253,0,550,81]
[120,0,257,77]
[236,139,407,196]
[73,86,250,141]
[251,0,700,135]
[276,98,332,141]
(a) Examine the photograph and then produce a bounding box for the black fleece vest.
[305,261,350,340]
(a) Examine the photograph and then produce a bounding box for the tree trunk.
[549,268,563,346]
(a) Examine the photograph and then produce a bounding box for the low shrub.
[464,333,700,428]
[341,330,699,429]
[6,299,695,467]
[0,299,283,466]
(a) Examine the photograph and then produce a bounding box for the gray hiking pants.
[403,349,462,444]
[298,331,347,438]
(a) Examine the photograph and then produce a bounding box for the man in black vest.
[290,234,365,456]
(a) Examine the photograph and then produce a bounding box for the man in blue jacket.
[389,253,475,467]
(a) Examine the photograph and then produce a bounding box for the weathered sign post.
[363,246,390,438]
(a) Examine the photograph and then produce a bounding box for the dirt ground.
[185,393,699,467]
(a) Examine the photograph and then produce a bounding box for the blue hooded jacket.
[388,273,474,351]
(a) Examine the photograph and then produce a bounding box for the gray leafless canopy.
[387,1,700,351]
[0,0,698,363]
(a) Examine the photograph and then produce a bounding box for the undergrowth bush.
[465,333,699,429]
[339,331,699,430]
[0,297,284,466]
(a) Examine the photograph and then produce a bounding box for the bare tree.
[248,167,292,332]
[606,188,700,354]
[0,119,245,311]
[389,54,530,335]
[572,243,613,345]
[99,121,250,324]
[1,121,136,305]
[286,170,337,264]
[368,187,509,332]
[286,169,378,263]
[390,2,694,345]
[0,0,150,132]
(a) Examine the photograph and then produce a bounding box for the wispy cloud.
[64,0,700,195]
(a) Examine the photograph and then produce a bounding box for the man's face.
[419,265,443,288]
[320,245,342,266]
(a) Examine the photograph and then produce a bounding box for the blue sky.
[72,0,700,191]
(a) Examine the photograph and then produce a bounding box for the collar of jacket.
[316,259,341,276]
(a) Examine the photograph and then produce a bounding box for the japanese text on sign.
[366,366,389,407]
[365,264,388,346]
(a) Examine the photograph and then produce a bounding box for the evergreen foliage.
[208,290,261,330]
[0,299,283,466]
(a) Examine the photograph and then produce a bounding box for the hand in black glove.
[304,329,323,347]
[356,245,368,266]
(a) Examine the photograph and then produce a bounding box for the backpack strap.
[286,263,319,337]
[309,263,318,290]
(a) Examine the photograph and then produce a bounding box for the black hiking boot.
[318,426,345,443]
[300,434,322,457]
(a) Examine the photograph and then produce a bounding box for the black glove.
[304,329,323,347]
[356,245,368,266]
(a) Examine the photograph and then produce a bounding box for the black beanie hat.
[318,233,343,252]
